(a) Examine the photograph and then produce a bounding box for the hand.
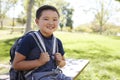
[54,53,66,67]
[54,53,62,62]
[38,52,50,65]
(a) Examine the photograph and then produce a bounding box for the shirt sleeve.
[57,38,65,56]
[16,34,35,57]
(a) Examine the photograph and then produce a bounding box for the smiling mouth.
[47,26,54,30]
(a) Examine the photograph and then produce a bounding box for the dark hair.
[36,5,60,19]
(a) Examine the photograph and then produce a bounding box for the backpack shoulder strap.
[29,32,45,53]
[53,36,58,54]
[34,31,46,52]
[36,31,58,55]
[31,31,58,54]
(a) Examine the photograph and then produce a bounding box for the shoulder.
[56,37,65,55]
[19,32,35,45]
[56,38,64,49]
[56,38,63,45]
[16,32,36,56]
[23,31,37,39]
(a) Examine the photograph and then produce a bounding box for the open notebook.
[61,59,89,79]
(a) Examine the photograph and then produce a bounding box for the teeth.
[47,26,53,29]
[50,27,52,29]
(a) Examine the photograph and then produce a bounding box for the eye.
[53,18,58,21]
[44,18,48,20]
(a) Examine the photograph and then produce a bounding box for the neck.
[39,31,52,38]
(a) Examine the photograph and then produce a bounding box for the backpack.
[9,31,35,80]
[9,31,58,80]
[10,31,35,64]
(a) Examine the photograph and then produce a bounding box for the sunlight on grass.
[0,31,120,79]
[55,32,120,80]
[0,30,23,40]
[0,67,9,75]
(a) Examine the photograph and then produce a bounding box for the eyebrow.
[42,16,58,19]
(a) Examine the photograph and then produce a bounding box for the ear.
[35,19,39,25]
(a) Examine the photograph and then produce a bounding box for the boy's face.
[35,10,59,37]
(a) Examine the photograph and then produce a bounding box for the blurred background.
[0,0,120,80]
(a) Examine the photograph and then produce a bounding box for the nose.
[49,21,54,25]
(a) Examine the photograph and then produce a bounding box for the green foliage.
[62,27,72,32]
[102,24,120,35]
[75,23,120,35]
[116,0,120,2]
[0,0,15,28]
[17,18,26,24]
[64,8,74,29]
[75,26,93,33]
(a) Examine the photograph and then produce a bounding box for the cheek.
[55,24,59,29]
[55,22,59,26]
[38,21,46,27]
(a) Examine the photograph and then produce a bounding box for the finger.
[56,53,60,55]
[45,52,49,54]
[47,56,50,61]
[47,55,50,58]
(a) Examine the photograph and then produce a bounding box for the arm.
[55,39,66,68]
[13,34,49,70]
[13,52,50,71]
[55,53,66,68]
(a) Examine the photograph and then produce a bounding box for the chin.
[46,31,53,35]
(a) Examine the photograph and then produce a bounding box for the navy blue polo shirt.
[16,31,65,72]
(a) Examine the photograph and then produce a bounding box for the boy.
[13,5,70,80]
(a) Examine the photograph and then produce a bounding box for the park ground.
[0,29,120,80]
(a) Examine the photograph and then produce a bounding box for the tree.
[24,0,34,33]
[65,8,74,30]
[116,0,120,2]
[23,0,46,33]
[0,0,15,29]
[0,0,2,28]
[59,22,63,31]
[94,1,110,34]
[10,0,18,27]
[85,0,118,34]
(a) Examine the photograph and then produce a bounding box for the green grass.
[0,31,120,80]
[55,32,120,80]
[0,38,18,63]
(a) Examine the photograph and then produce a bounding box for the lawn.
[0,31,120,80]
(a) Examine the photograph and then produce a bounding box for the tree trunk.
[99,26,102,34]
[25,0,34,34]
[0,20,3,29]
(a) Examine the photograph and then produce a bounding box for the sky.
[66,0,120,27]
[6,0,120,27]
[66,0,96,27]
[6,0,23,18]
